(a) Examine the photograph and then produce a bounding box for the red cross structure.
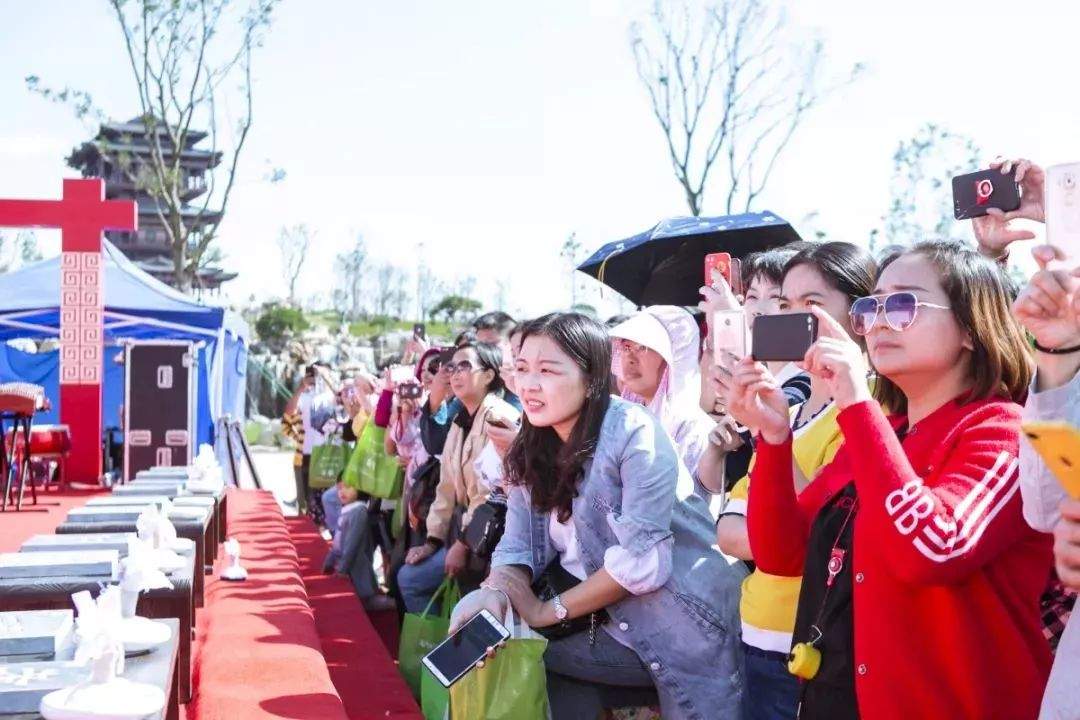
[0,179,137,484]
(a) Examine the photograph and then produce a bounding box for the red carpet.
[186,489,348,720]
[286,514,421,720]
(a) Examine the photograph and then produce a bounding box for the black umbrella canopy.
[578,211,802,307]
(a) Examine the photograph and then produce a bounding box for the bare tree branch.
[630,0,860,216]
[28,0,279,292]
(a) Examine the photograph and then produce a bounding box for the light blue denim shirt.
[492,396,747,720]
[1020,369,1080,720]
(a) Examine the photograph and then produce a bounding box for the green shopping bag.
[420,663,448,720]
[449,606,549,720]
[343,421,404,498]
[398,578,461,699]
[309,440,351,489]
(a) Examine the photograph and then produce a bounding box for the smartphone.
[413,323,427,340]
[1022,421,1080,498]
[421,609,510,688]
[1046,163,1080,260]
[952,168,1021,220]
[705,253,743,298]
[752,313,818,362]
[397,382,422,400]
[712,309,748,364]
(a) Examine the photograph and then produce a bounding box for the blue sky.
[1,0,1076,318]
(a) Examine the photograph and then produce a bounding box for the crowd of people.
[281,157,1080,720]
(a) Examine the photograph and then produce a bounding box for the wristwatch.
[552,594,569,623]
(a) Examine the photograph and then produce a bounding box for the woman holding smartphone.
[450,313,746,720]
[728,241,1051,719]
[711,241,876,720]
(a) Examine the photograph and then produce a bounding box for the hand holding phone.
[1046,163,1080,260]
[953,168,1021,220]
[1023,421,1080,498]
[705,253,743,297]
[752,313,818,362]
[712,309,749,365]
[422,609,511,687]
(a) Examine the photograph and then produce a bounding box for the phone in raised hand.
[705,253,743,296]
[952,168,1022,220]
[752,313,819,362]
[1045,162,1080,260]
[1022,421,1080,498]
[712,309,748,365]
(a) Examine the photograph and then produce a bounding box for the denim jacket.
[492,397,747,720]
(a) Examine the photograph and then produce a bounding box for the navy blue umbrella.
[577,211,802,307]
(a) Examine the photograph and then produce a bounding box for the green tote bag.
[343,421,404,498]
[449,605,549,720]
[309,439,351,489]
[398,577,461,700]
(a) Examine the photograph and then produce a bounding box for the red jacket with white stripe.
[748,398,1052,720]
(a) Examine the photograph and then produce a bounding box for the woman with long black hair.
[450,313,746,720]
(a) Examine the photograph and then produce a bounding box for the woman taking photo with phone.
[711,241,876,720]
[396,341,519,612]
[729,240,1051,719]
[450,313,746,720]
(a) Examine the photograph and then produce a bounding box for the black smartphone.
[413,323,427,340]
[421,610,510,688]
[397,383,422,400]
[952,168,1021,220]
[752,313,818,362]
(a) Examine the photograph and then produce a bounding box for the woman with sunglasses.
[728,241,1051,719]
[396,341,520,612]
[711,242,875,720]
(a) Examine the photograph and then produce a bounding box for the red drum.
[28,425,71,455]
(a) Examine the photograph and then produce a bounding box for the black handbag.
[463,495,507,558]
[529,559,608,640]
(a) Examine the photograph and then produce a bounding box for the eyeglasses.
[448,360,478,375]
[616,340,650,356]
[849,292,951,336]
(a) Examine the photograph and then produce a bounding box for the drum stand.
[1,412,34,511]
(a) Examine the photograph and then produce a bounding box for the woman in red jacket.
[726,241,1052,719]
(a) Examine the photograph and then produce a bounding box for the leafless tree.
[493,278,511,312]
[560,232,584,308]
[417,265,442,322]
[336,234,368,320]
[277,224,312,305]
[373,262,405,318]
[630,0,861,216]
[28,0,279,290]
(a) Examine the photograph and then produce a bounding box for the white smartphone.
[712,309,748,365]
[1046,162,1080,260]
[421,609,510,688]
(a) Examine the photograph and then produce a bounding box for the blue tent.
[0,240,249,448]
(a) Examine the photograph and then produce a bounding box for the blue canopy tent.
[0,240,249,450]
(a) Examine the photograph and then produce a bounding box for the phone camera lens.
[1063,174,1076,190]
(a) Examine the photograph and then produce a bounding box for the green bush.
[255,303,310,351]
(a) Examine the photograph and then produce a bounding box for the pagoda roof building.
[66,116,235,293]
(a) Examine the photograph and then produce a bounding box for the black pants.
[294,454,311,514]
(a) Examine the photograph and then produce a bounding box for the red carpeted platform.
[286,514,421,720]
[186,489,349,720]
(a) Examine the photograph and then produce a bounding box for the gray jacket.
[492,396,747,720]
[1020,370,1080,720]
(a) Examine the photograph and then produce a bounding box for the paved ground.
[238,447,297,516]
